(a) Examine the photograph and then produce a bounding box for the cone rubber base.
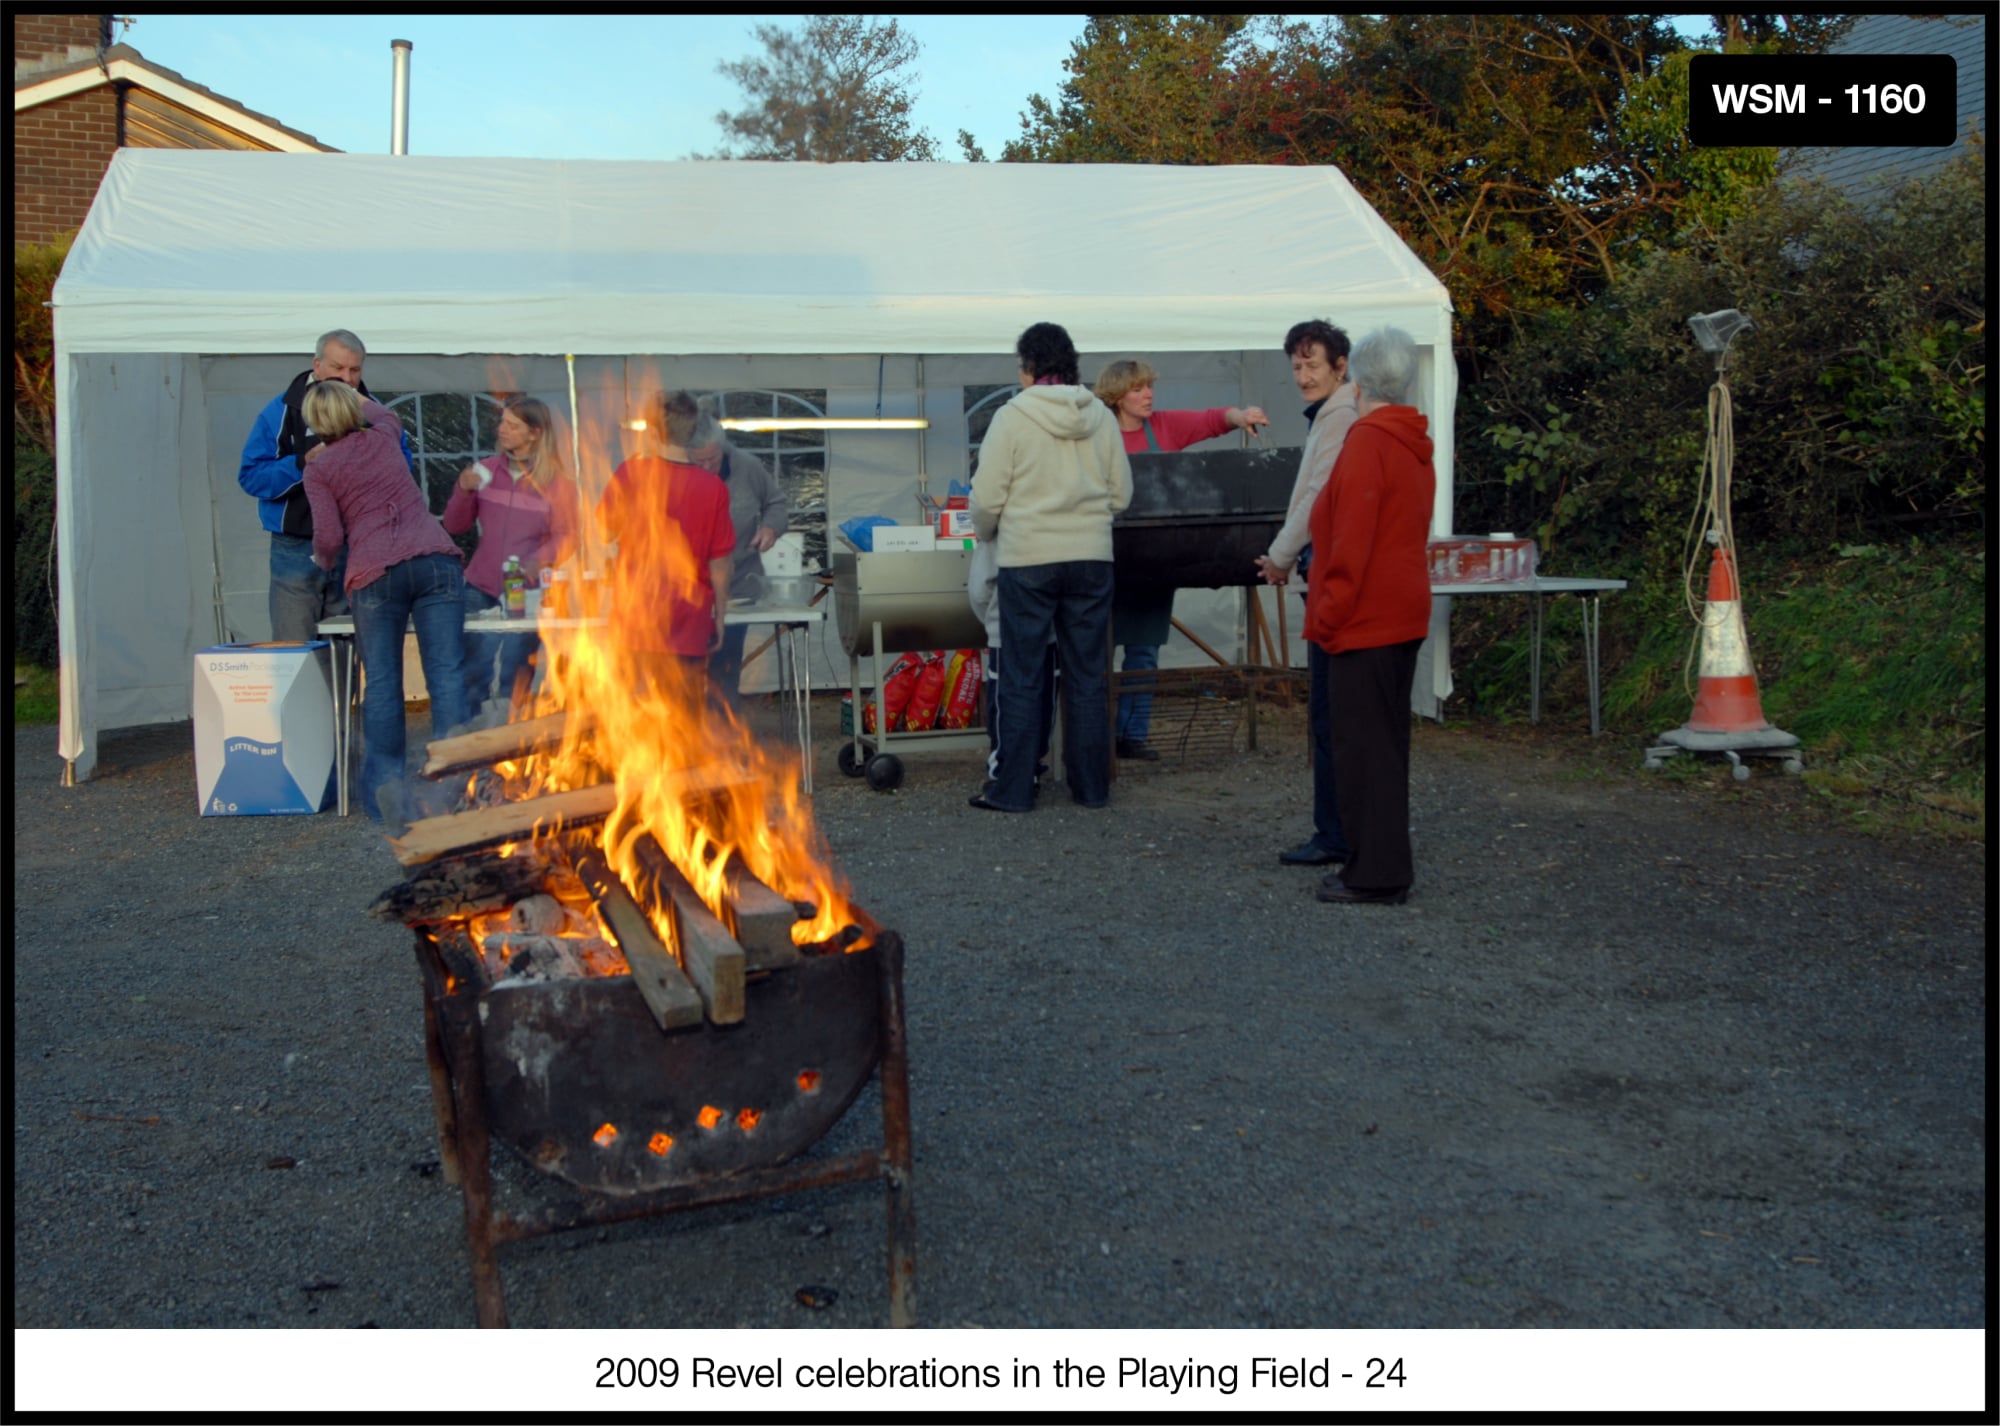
[1654,725,1799,753]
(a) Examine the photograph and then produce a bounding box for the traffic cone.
[1684,545,1770,732]
[1648,544,1800,773]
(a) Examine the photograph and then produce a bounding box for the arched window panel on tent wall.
[377,391,506,558]
[963,384,1015,483]
[706,388,828,566]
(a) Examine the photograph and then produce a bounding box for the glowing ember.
[647,1132,674,1157]
[592,1122,618,1147]
[736,1107,762,1132]
[697,1105,723,1130]
[796,1070,822,1093]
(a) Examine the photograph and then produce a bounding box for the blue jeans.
[461,584,540,713]
[351,553,470,820]
[1306,622,1350,858]
[1115,643,1160,743]
[993,560,1114,809]
[710,620,750,707]
[270,533,347,641]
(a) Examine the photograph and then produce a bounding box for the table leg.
[335,638,353,817]
[792,624,814,795]
[1530,592,1544,724]
[1582,595,1603,737]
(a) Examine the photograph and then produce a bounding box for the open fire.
[366,385,913,1329]
[374,384,866,1002]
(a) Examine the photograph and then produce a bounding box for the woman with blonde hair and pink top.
[442,396,578,716]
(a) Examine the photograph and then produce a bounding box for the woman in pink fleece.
[441,397,578,716]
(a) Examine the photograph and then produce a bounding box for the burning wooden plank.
[387,766,742,867]
[369,848,561,925]
[642,846,746,1026]
[389,785,617,867]
[572,847,704,1031]
[722,861,803,970]
[628,834,797,974]
[421,711,589,779]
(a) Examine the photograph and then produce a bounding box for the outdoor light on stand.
[1644,309,1802,778]
[1688,307,1754,374]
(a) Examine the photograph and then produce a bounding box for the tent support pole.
[566,354,592,572]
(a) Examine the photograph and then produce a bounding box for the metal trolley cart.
[832,548,991,790]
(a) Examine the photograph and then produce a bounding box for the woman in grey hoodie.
[968,322,1133,811]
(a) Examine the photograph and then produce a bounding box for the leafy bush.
[1458,143,1986,562]
[14,235,71,670]
[13,427,59,667]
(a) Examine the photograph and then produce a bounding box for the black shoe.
[1278,839,1344,867]
[968,788,1031,813]
[1315,875,1409,905]
[1116,738,1160,761]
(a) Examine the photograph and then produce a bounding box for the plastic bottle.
[503,556,526,618]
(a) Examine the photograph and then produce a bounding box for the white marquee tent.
[51,150,1458,780]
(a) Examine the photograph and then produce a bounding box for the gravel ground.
[10,697,1986,1332]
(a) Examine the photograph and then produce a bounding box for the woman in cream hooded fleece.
[969,322,1133,812]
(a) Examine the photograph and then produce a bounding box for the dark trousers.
[1306,634,1350,857]
[983,642,1055,785]
[993,559,1114,809]
[1328,638,1423,892]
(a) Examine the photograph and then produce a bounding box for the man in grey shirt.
[688,410,789,704]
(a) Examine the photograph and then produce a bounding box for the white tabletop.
[723,602,826,625]
[316,613,606,635]
[1429,576,1627,595]
[319,604,824,637]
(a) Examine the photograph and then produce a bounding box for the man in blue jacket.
[238,329,413,640]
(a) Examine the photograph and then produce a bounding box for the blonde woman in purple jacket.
[302,380,469,821]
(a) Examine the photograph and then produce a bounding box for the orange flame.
[495,385,859,952]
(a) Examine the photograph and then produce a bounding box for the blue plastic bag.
[838,514,898,552]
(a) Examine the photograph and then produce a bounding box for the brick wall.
[14,13,110,70]
[14,87,120,244]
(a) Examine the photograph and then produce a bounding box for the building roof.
[1783,13,1985,197]
[13,43,335,152]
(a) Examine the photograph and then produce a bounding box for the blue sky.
[123,14,1723,163]
[122,14,1091,161]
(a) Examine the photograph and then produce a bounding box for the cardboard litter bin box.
[193,642,336,815]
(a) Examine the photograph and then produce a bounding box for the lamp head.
[1689,309,1755,370]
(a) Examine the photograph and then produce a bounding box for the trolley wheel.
[1643,757,1664,771]
[1731,761,1751,782]
[837,742,867,778]
[1783,758,1805,776]
[865,753,905,791]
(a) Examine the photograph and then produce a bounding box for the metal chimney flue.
[390,39,413,155]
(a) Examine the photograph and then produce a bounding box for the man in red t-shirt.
[598,391,735,699]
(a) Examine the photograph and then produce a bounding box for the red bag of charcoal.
[877,652,925,731]
[901,652,950,731]
[939,648,982,729]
